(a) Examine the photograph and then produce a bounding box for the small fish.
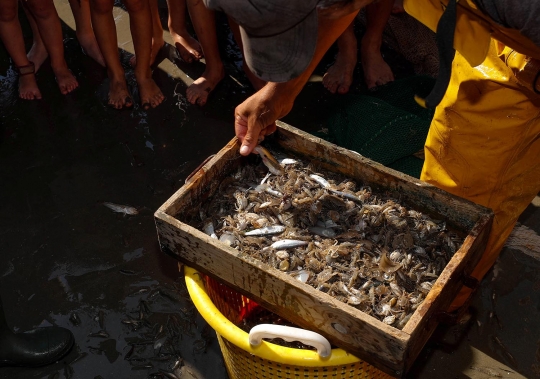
[270,239,308,250]
[244,225,286,236]
[124,344,135,361]
[103,202,139,216]
[470,366,502,377]
[328,189,362,203]
[203,220,218,239]
[254,145,285,175]
[308,226,336,238]
[69,312,81,326]
[88,330,109,338]
[119,269,137,275]
[254,184,283,197]
[98,309,105,329]
[309,174,331,189]
[279,158,298,165]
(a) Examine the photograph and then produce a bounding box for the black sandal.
[15,61,35,76]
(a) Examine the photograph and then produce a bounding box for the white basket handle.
[248,324,331,358]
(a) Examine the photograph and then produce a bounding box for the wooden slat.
[154,121,494,377]
[155,211,408,376]
[401,213,492,371]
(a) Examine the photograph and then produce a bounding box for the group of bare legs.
[0,0,79,100]
[0,0,402,106]
[175,0,405,104]
[323,0,404,94]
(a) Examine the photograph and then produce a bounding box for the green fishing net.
[324,75,436,178]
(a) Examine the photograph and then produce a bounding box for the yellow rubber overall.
[420,42,540,310]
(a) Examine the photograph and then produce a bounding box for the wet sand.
[0,1,538,378]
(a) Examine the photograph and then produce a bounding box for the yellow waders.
[420,42,540,310]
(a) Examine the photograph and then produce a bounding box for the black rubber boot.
[0,294,74,367]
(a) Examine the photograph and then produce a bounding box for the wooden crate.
[154,121,493,377]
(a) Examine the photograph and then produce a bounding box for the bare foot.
[27,43,48,72]
[361,35,394,90]
[108,77,133,109]
[130,38,165,68]
[77,32,105,66]
[170,30,202,63]
[53,65,79,95]
[323,50,357,94]
[18,74,42,100]
[186,66,224,106]
[137,77,165,109]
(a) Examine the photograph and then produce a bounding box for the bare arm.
[235,10,360,156]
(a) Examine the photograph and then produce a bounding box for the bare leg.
[68,0,105,66]
[361,0,394,89]
[125,0,164,109]
[227,17,266,91]
[90,0,132,108]
[24,0,78,94]
[167,0,201,63]
[129,0,164,67]
[322,21,357,94]
[21,5,48,71]
[0,0,41,99]
[184,0,224,106]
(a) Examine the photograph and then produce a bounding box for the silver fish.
[270,239,308,249]
[254,184,283,197]
[254,145,285,175]
[328,189,363,203]
[245,225,286,236]
[279,158,298,165]
[308,226,336,238]
[203,220,218,239]
[309,174,331,189]
[103,202,138,215]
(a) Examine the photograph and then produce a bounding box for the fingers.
[235,114,277,156]
[235,114,256,156]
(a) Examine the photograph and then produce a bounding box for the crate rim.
[184,265,362,367]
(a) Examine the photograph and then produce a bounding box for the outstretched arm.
[235,9,361,156]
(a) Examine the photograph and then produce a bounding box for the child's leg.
[129,0,164,67]
[90,0,132,108]
[21,5,48,71]
[124,0,164,109]
[227,17,266,91]
[167,0,201,63]
[185,0,224,106]
[361,0,394,89]
[322,21,357,94]
[149,0,164,62]
[24,0,78,95]
[68,0,105,66]
[0,0,41,99]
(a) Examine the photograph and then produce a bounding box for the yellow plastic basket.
[184,266,394,379]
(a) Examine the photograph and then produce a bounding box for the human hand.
[234,86,294,156]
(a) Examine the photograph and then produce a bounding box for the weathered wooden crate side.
[155,212,408,375]
[154,136,409,374]
[157,138,242,220]
[401,213,492,372]
[271,122,494,371]
[155,122,493,377]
